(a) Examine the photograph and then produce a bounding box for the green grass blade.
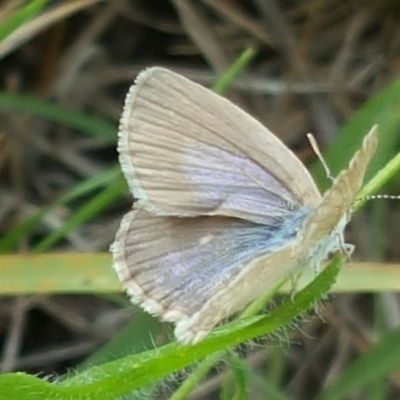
[0,0,48,42]
[0,92,116,141]
[212,47,256,94]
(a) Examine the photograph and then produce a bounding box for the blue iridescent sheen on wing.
[113,207,310,319]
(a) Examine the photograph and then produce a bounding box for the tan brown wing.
[118,67,321,225]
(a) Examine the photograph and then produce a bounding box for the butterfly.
[111,67,378,344]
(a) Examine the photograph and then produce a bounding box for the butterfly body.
[111,67,378,343]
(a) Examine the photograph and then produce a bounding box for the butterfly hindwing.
[111,207,311,342]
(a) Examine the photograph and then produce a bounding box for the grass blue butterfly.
[111,67,378,344]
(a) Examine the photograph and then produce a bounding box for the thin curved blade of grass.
[0,258,340,399]
[170,350,225,400]
[0,0,99,59]
[0,167,122,253]
[211,47,256,94]
[316,324,400,400]
[0,92,116,141]
[0,0,48,42]
[221,354,248,400]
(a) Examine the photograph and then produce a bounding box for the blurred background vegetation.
[0,0,400,399]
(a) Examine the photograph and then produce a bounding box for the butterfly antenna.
[307,133,335,183]
[355,194,400,203]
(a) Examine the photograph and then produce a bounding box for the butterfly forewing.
[118,67,321,224]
